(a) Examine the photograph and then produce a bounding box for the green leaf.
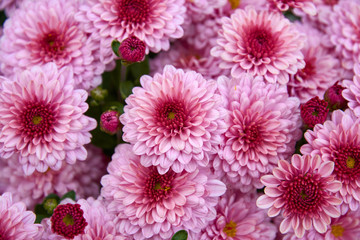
[119,80,134,99]
[60,190,76,201]
[283,10,301,22]
[111,40,121,57]
[127,56,150,83]
[35,214,48,224]
[171,230,188,240]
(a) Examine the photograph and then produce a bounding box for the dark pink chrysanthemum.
[211,8,306,85]
[121,65,226,174]
[267,0,317,16]
[100,110,121,135]
[200,193,276,240]
[0,192,42,240]
[300,96,329,128]
[0,0,105,91]
[75,0,186,65]
[101,144,226,239]
[301,109,360,214]
[118,36,146,64]
[257,154,342,238]
[324,81,348,111]
[343,63,360,117]
[212,74,302,192]
[0,63,97,175]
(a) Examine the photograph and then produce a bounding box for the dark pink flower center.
[38,31,66,61]
[20,101,55,139]
[243,124,261,145]
[244,26,276,60]
[156,101,187,131]
[51,203,87,239]
[333,146,360,183]
[300,96,328,128]
[281,173,324,216]
[145,168,175,202]
[119,36,146,63]
[117,0,150,24]
[295,57,316,80]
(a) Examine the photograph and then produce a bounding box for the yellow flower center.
[228,0,240,9]
[154,182,170,191]
[223,220,237,237]
[62,214,74,226]
[346,156,356,169]
[167,112,176,120]
[331,225,344,237]
[32,116,42,125]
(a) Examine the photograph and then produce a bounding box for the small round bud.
[100,110,121,135]
[118,36,146,64]
[90,87,108,102]
[324,81,348,111]
[301,96,329,129]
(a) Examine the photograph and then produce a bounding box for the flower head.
[324,81,347,111]
[257,154,342,238]
[343,64,360,117]
[100,110,121,135]
[211,8,305,84]
[118,36,146,64]
[0,63,97,175]
[267,0,317,16]
[301,96,329,128]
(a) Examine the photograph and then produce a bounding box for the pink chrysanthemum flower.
[75,0,186,65]
[100,110,121,135]
[324,81,348,111]
[326,1,360,70]
[184,0,226,23]
[0,0,105,91]
[101,144,226,239]
[288,22,341,103]
[301,109,360,213]
[0,63,97,175]
[0,145,106,209]
[212,74,302,193]
[267,0,317,16]
[118,36,146,64]
[200,193,277,240]
[257,154,342,238]
[343,63,360,117]
[211,8,306,85]
[0,192,43,239]
[300,96,329,128]
[121,65,226,174]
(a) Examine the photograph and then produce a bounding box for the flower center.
[333,146,360,182]
[223,220,237,237]
[331,224,344,237]
[144,168,174,202]
[300,96,328,128]
[20,101,55,139]
[156,100,187,132]
[228,0,240,9]
[117,0,150,25]
[244,26,276,60]
[51,203,87,239]
[40,31,66,61]
[295,58,316,80]
[282,173,323,216]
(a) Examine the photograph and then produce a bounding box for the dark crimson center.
[20,101,55,139]
[244,27,276,59]
[51,203,87,239]
[242,124,261,145]
[117,0,150,24]
[333,146,360,182]
[300,96,329,128]
[282,174,323,215]
[40,31,66,60]
[144,168,175,202]
[156,100,187,131]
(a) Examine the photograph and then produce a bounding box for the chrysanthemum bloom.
[101,144,226,239]
[184,0,226,23]
[0,145,106,209]
[287,22,341,103]
[267,0,317,16]
[212,74,302,192]
[257,154,342,238]
[200,193,276,240]
[211,8,306,84]
[100,110,121,135]
[0,63,97,175]
[0,0,105,91]
[0,192,43,239]
[121,65,226,174]
[75,0,186,65]
[118,36,146,64]
[324,81,348,111]
[150,41,230,80]
[326,1,360,70]
[301,109,360,214]
[343,63,360,117]
[300,96,329,128]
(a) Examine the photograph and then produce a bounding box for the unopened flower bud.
[100,110,121,135]
[90,86,108,102]
[324,81,348,111]
[118,36,146,64]
[301,96,329,129]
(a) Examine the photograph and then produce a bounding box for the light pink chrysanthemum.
[301,109,360,213]
[257,154,342,238]
[184,0,226,23]
[213,74,302,193]
[267,0,317,16]
[326,1,360,70]
[121,65,226,174]
[101,144,226,239]
[0,145,106,209]
[0,0,105,91]
[200,193,276,240]
[150,41,230,80]
[75,0,186,65]
[288,22,341,103]
[0,192,43,239]
[0,63,97,175]
[211,8,306,85]
[343,63,360,117]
